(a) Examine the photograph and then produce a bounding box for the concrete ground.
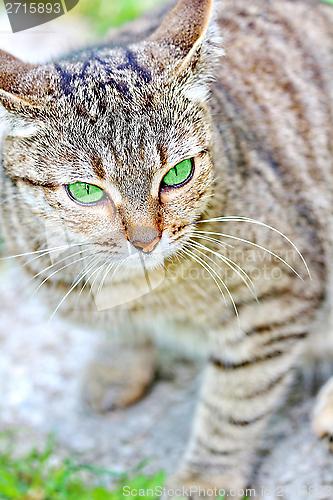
[0,12,333,500]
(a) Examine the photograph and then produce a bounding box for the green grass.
[72,0,333,35]
[0,435,253,500]
[0,433,165,500]
[71,0,167,35]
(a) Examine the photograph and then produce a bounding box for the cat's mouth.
[123,239,165,271]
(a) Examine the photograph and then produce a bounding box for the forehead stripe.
[91,156,106,180]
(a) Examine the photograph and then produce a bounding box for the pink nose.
[132,236,161,254]
[127,226,162,254]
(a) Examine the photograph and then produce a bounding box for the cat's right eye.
[66,182,105,204]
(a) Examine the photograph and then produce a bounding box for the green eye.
[162,158,193,187]
[67,182,104,204]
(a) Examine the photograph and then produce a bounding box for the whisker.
[48,257,103,322]
[180,246,227,307]
[191,216,310,278]
[23,245,91,269]
[194,230,304,282]
[72,256,104,308]
[183,246,239,324]
[87,260,108,299]
[74,256,125,311]
[33,256,97,348]
[27,248,92,284]
[0,243,91,261]
[96,261,117,297]
[0,193,24,206]
[30,253,92,299]
[190,235,257,294]
[23,249,59,267]
[188,239,257,300]
[192,232,246,257]
[98,259,125,297]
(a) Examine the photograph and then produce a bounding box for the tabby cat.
[1,0,333,495]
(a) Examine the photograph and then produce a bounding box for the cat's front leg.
[170,325,307,498]
[81,340,156,413]
[313,375,333,451]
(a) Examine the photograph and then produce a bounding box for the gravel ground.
[1,13,333,499]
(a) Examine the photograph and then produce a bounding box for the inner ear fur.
[0,49,50,115]
[149,0,214,61]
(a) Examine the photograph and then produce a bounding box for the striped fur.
[1,0,333,494]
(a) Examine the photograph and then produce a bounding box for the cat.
[1,0,333,495]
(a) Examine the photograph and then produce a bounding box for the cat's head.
[0,0,222,273]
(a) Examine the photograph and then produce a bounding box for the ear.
[0,49,50,116]
[149,0,222,79]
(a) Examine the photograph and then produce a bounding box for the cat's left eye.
[161,158,194,188]
[66,182,104,204]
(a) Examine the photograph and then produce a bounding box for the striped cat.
[1,0,333,495]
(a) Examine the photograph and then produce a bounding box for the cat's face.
[0,0,221,273]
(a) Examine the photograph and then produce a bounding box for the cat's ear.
[149,0,222,81]
[0,49,50,116]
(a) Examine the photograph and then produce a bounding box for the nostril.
[132,236,161,254]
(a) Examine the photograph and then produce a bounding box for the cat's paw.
[312,375,333,451]
[165,471,247,499]
[81,343,156,413]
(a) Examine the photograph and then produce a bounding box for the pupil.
[85,184,90,195]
